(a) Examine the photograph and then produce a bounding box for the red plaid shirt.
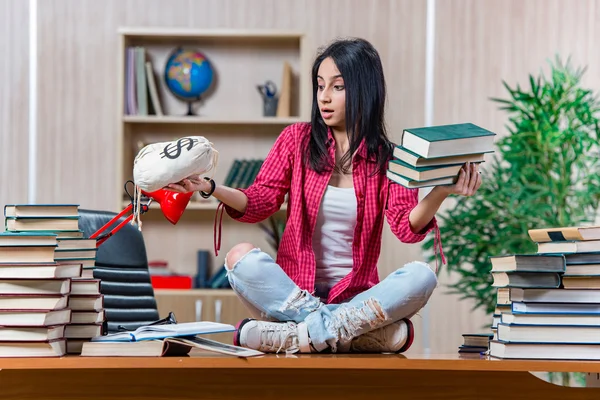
[221,123,442,304]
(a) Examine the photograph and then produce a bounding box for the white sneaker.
[234,318,312,354]
[349,319,414,353]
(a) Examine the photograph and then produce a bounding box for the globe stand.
[183,96,202,116]
[185,102,194,116]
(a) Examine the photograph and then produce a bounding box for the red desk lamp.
[90,181,193,247]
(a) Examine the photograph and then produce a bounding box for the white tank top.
[312,185,357,287]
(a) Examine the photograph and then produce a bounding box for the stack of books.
[64,278,105,355]
[387,123,496,188]
[458,333,493,355]
[0,204,104,357]
[488,225,600,360]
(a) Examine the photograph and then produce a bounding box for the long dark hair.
[306,38,393,175]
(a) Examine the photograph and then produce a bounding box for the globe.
[164,48,214,115]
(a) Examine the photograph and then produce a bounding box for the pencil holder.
[263,96,279,117]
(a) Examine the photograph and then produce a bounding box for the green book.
[392,145,487,168]
[388,158,467,182]
[223,159,241,187]
[386,169,456,189]
[244,159,264,188]
[238,159,258,189]
[401,123,496,158]
[230,160,249,189]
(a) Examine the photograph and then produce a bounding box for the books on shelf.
[388,123,495,189]
[488,223,600,360]
[223,158,264,189]
[125,46,163,117]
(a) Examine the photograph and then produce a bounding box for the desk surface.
[1,353,599,400]
[1,352,600,372]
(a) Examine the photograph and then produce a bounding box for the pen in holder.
[257,80,279,117]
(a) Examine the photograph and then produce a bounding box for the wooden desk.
[1,353,599,399]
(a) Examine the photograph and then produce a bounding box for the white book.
[490,340,600,360]
[145,61,163,115]
[91,321,235,342]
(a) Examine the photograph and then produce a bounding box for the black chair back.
[78,209,160,332]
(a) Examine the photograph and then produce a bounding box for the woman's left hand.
[438,162,482,197]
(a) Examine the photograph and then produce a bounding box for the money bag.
[133,136,218,192]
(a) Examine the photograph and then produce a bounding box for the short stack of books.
[458,333,493,355]
[1,203,105,356]
[488,225,600,360]
[387,123,496,188]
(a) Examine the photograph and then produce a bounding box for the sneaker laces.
[259,322,300,354]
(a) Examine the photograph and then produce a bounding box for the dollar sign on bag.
[160,137,198,159]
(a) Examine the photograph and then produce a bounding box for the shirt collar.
[326,127,371,160]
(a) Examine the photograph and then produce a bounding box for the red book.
[151,276,192,289]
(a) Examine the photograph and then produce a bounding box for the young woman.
[167,38,482,354]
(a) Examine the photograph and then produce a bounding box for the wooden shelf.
[117,27,305,276]
[122,115,304,125]
[118,27,304,40]
[122,200,287,212]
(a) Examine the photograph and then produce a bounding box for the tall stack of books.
[1,204,105,356]
[387,123,496,188]
[488,225,600,360]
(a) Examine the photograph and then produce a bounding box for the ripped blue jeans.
[225,248,437,352]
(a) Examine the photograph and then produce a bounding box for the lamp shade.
[142,189,194,225]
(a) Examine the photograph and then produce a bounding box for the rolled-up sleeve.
[385,180,437,243]
[224,124,296,223]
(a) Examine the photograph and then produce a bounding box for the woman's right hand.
[166,175,212,194]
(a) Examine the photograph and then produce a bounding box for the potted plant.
[423,57,600,387]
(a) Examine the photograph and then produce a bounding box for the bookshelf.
[116,28,309,322]
[122,115,304,125]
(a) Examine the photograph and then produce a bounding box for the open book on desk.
[81,336,263,358]
[91,321,235,342]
